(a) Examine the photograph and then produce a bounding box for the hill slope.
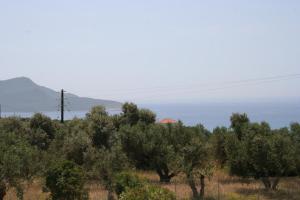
[0,77,122,112]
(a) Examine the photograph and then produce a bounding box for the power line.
[119,75,300,102]
[93,73,300,96]
[163,77,298,100]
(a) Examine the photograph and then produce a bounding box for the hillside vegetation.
[0,102,299,200]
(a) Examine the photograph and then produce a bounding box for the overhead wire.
[90,73,300,97]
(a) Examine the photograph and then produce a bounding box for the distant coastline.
[2,101,299,131]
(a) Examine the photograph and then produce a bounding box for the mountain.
[0,77,122,112]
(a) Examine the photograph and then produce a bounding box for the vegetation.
[45,160,88,200]
[119,184,176,200]
[226,114,297,190]
[0,131,38,200]
[114,172,145,197]
[0,103,299,200]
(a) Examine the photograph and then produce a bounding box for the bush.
[119,184,176,200]
[30,113,55,139]
[45,160,88,200]
[225,193,256,200]
[114,172,145,196]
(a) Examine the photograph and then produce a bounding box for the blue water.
[2,102,300,130]
[142,102,300,130]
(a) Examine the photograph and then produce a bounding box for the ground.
[4,171,300,200]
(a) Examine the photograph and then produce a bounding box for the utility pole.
[0,104,1,119]
[60,89,64,123]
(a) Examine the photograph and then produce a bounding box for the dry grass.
[4,171,300,200]
[135,170,300,200]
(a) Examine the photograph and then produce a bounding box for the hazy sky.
[1,0,300,103]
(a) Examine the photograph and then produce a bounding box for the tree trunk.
[261,177,271,189]
[187,173,199,199]
[271,178,280,190]
[200,175,205,199]
[107,190,115,200]
[15,185,24,200]
[187,173,204,200]
[261,177,280,190]
[159,174,171,183]
[0,183,6,200]
[156,169,175,183]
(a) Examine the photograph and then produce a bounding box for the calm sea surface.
[2,102,300,130]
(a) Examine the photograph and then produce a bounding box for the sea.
[2,102,300,131]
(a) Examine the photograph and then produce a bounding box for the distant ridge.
[0,77,122,112]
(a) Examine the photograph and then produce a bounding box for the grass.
[4,171,300,200]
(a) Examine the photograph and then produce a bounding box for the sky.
[0,0,300,103]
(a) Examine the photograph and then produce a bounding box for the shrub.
[119,184,176,200]
[225,193,256,200]
[45,160,88,200]
[114,172,145,196]
[30,113,55,139]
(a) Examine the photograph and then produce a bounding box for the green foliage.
[226,115,297,189]
[121,103,156,126]
[63,131,92,165]
[290,123,300,174]
[225,193,256,200]
[95,146,128,185]
[211,127,229,167]
[138,109,156,125]
[194,124,211,138]
[120,123,184,182]
[180,129,212,200]
[45,160,88,200]
[30,113,55,139]
[230,113,249,140]
[86,106,115,148]
[1,104,300,199]
[119,184,176,200]
[114,171,145,196]
[225,133,249,177]
[121,102,140,126]
[89,145,129,199]
[120,121,212,184]
[29,113,56,150]
[86,106,108,118]
[0,131,38,200]
[0,117,24,133]
[29,128,51,150]
[227,127,296,179]
[111,114,122,130]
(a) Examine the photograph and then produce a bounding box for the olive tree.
[45,160,88,200]
[29,113,56,150]
[290,123,300,174]
[62,130,93,166]
[86,106,115,148]
[226,118,297,190]
[230,113,249,140]
[138,109,156,125]
[120,103,156,126]
[120,123,183,183]
[0,131,38,200]
[211,126,229,168]
[180,127,212,200]
[90,145,129,200]
[30,113,55,139]
[121,102,140,126]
